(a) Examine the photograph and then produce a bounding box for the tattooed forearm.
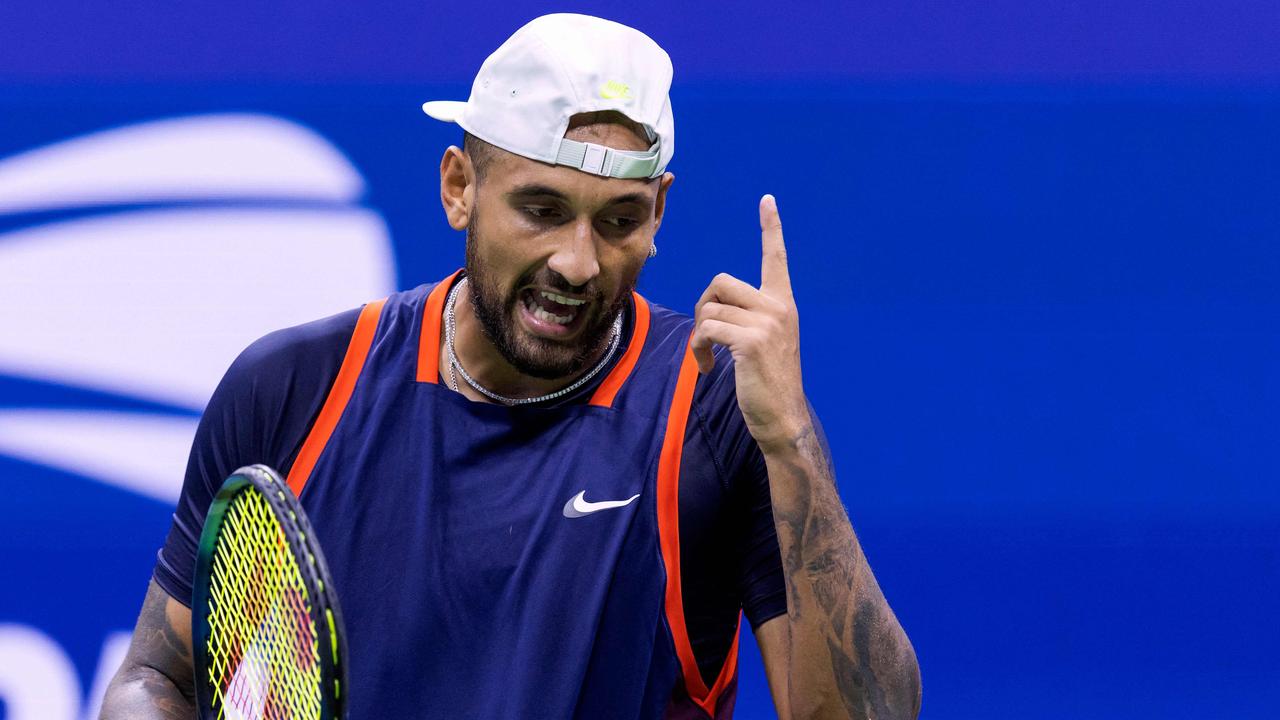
[767,424,921,720]
[100,579,196,719]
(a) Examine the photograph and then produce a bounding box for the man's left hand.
[690,194,807,453]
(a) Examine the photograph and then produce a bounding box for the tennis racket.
[192,464,348,720]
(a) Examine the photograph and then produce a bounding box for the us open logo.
[0,114,395,720]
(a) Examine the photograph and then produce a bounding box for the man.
[103,13,919,719]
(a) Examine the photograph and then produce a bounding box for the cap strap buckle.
[555,138,661,179]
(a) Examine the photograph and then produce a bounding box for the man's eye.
[603,216,640,229]
[523,206,560,219]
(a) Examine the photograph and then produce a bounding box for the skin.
[99,579,194,718]
[101,114,921,719]
[438,116,673,398]
[690,198,922,719]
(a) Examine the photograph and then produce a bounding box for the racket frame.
[192,464,348,720]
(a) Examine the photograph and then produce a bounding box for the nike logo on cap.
[562,490,640,518]
[599,80,632,100]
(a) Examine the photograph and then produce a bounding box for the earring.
[648,244,658,258]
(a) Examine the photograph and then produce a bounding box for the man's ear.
[652,171,675,232]
[440,146,476,230]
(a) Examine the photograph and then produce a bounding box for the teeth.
[526,295,575,325]
[540,290,585,306]
[535,306,574,324]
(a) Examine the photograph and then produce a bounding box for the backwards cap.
[422,13,674,179]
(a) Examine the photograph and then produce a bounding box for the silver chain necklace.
[444,277,623,406]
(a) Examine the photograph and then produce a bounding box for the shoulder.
[638,297,738,415]
[637,298,695,357]
[231,307,362,377]
[231,284,432,378]
[642,297,751,485]
[190,302,375,486]
[206,303,374,434]
[216,283,443,413]
[155,302,371,604]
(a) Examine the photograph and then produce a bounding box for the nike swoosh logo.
[562,490,641,518]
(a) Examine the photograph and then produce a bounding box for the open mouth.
[518,288,591,337]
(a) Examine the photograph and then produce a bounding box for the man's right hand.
[99,579,195,719]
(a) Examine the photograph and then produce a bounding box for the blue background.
[2,1,1278,718]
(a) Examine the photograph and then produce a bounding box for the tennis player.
[103,13,919,719]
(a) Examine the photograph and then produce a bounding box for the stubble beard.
[464,224,632,381]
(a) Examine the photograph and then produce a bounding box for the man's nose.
[546,217,600,288]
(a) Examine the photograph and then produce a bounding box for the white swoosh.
[562,490,641,518]
[0,114,397,504]
[0,206,395,409]
[0,409,198,503]
[0,113,364,214]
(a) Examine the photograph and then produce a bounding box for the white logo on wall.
[0,114,397,719]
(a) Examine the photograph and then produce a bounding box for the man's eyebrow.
[506,184,653,209]
[604,192,653,209]
[507,184,567,200]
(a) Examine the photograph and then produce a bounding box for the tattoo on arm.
[100,581,196,719]
[771,425,921,720]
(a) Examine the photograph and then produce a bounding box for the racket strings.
[206,490,323,719]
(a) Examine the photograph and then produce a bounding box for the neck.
[441,280,617,404]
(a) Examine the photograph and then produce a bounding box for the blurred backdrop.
[1,2,1277,718]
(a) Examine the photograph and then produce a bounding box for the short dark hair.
[463,132,497,183]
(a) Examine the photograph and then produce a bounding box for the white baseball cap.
[422,13,674,179]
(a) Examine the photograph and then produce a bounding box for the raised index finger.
[759,194,792,298]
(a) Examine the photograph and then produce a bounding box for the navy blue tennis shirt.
[155,273,790,717]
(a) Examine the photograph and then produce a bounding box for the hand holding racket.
[193,465,348,720]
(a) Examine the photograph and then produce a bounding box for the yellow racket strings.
[206,489,323,719]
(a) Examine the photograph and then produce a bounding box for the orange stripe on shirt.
[286,298,385,496]
[656,334,740,716]
[416,270,462,384]
[705,613,742,714]
[588,292,650,408]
